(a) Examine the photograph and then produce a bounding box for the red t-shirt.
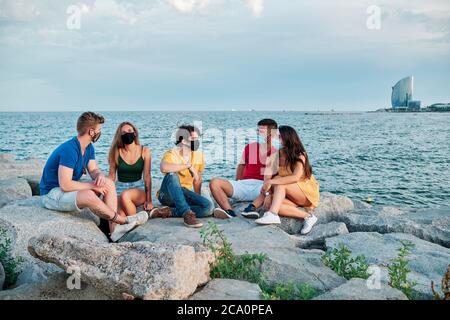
[240,142,277,180]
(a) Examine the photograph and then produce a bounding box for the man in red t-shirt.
[209,119,279,219]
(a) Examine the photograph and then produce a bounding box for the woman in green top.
[108,122,154,219]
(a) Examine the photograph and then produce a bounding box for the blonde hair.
[77,112,105,134]
[108,122,141,167]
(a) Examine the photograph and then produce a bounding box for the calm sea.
[1,111,449,209]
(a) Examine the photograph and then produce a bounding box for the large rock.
[290,222,349,250]
[190,279,262,300]
[0,263,4,290]
[20,175,41,196]
[28,234,215,300]
[0,198,107,286]
[0,272,109,300]
[121,217,346,293]
[0,154,44,180]
[325,232,450,299]
[337,206,450,248]
[313,278,408,300]
[275,193,354,235]
[0,178,32,208]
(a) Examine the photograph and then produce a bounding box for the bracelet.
[111,212,118,223]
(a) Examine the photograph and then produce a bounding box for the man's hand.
[94,174,107,187]
[188,165,199,181]
[261,180,272,194]
[144,201,154,211]
[92,185,108,196]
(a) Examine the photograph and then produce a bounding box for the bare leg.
[252,193,266,209]
[262,194,272,210]
[76,189,127,224]
[103,178,118,214]
[111,196,128,233]
[270,183,311,219]
[209,178,234,210]
[119,189,146,216]
[278,198,310,219]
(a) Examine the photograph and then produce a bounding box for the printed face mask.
[121,132,135,145]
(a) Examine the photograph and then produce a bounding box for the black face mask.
[90,130,101,143]
[121,132,135,145]
[190,140,200,151]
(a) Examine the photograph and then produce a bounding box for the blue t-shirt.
[39,137,95,195]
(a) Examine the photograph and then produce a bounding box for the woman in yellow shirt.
[253,125,320,234]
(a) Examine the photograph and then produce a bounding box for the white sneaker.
[127,211,149,226]
[255,211,281,225]
[301,214,318,235]
[110,221,137,242]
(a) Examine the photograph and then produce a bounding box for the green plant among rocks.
[0,227,23,288]
[431,265,449,300]
[322,243,371,280]
[200,221,316,300]
[200,220,266,282]
[259,281,316,300]
[387,240,417,300]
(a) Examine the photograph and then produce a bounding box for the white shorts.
[41,187,81,212]
[229,179,263,202]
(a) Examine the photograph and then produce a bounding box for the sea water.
[1,111,449,209]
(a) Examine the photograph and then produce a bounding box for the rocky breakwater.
[0,153,448,300]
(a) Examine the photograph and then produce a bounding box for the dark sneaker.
[241,204,260,219]
[213,208,236,219]
[149,206,172,219]
[183,211,204,228]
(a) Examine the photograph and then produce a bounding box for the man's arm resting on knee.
[87,160,106,185]
[58,165,96,192]
[160,161,190,173]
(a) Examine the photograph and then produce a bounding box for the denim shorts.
[115,180,145,195]
[41,187,81,212]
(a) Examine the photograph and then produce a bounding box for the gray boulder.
[290,222,349,249]
[313,278,408,300]
[0,263,4,290]
[0,272,109,300]
[275,192,354,235]
[337,206,450,248]
[0,154,44,180]
[20,175,41,196]
[0,178,32,208]
[0,200,107,286]
[28,234,215,300]
[121,217,345,293]
[190,279,262,300]
[325,232,450,299]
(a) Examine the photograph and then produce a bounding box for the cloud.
[167,0,210,13]
[245,0,263,17]
[0,0,40,20]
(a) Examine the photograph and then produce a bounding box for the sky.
[0,0,449,111]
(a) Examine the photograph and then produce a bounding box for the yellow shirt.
[161,148,205,190]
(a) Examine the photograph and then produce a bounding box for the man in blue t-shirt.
[40,112,148,242]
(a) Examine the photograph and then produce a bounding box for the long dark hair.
[279,125,312,179]
[108,122,141,167]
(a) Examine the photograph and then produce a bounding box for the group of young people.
[39,112,320,242]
